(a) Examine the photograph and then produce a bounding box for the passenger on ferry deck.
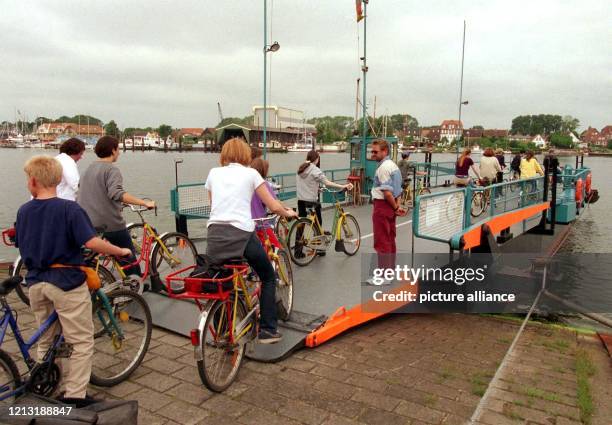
[205,138,297,344]
[77,136,155,277]
[370,139,405,279]
[55,138,86,201]
[519,150,544,179]
[454,149,481,186]
[479,148,502,185]
[294,150,352,258]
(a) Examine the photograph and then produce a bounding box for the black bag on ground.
[0,393,138,425]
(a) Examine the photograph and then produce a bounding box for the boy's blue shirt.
[15,197,97,291]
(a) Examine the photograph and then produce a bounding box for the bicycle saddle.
[0,276,23,296]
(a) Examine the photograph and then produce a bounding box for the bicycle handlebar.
[2,228,16,247]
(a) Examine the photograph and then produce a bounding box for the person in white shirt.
[204,137,298,344]
[478,147,502,185]
[55,138,86,201]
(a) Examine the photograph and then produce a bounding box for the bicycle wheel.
[90,289,152,387]
[471,192,486,217]
[0,349,21,405]
[12,258,30,306]
[274,217,289,246]
[96,263,116,289]
[150,232,198,281]
[197,298,248,392]
[339,214,361,256]
[287,218,318,266]
[274,249,293,320]
[126,223,145,255]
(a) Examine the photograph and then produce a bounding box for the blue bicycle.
[0,276,152,404]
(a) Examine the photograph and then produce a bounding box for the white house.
[531,134,547,148]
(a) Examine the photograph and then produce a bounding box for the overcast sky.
[1,0,610,130]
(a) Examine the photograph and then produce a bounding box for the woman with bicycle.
[78,136,155,277]
[454,149,481,187]
[479,148,502,186]
[205,138,297,344]
[294,150,352,258]
[520,150,544,179]
[250,157,284,246]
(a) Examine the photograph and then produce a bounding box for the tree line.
[510,114,579,136]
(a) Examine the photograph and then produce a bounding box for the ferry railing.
[411,161,456,188]
[413,176,546,245]
[170,167,351,234]
[413,188,466,243]
[268,168,350,202]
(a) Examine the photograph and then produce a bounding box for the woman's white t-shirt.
[205,163,265,232]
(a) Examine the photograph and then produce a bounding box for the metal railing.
[170,167,352,220]
[267,168,350,201]
[413,176,546,244]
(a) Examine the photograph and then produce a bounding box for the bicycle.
[0,275,152,403]
[254,216,293,320]
[273,216,290,247]
[399,174,431,209]
[287,189,361,267]
[164,262,260,392]
[98,204,198,294]
[470,178,492,218]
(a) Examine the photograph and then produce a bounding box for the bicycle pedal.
[56,342,73,358]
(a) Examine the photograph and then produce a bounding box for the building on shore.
[35,122,104,144]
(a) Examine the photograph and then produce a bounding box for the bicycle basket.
[187,263,234,293]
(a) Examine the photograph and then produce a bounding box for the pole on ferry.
[263,0,268,159]
[361,1,368,172]
[457,20,466,159]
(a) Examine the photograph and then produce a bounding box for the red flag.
[356,0,364,22]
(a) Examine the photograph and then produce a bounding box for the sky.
[1,0,610,130]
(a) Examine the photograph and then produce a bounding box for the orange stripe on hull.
[462,202,549,250]
[305,281,418,347]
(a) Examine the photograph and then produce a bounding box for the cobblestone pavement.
[0,275,609,424]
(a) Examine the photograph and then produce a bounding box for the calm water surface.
[1,149,610,327]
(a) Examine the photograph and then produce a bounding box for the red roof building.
[440,120,463,143]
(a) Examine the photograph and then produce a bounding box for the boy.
[15,156,130,401]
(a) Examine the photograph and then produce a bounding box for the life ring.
[575,178,583,203]
[585,173,592,194]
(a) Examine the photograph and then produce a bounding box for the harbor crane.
[217,102,224,124]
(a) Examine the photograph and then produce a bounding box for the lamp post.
[263,0,280,159]
[456,20,467,158]
[458,99,468,149]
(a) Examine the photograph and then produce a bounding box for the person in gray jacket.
[78,136,155,276]
[294,150,352,258]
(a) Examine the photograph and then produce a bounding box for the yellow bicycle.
[287,189,361,267]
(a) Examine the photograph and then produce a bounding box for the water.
[1,148,610,327]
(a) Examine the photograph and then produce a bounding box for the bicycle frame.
[165,264,257,362]
[302,197,346,244]
[0,300,62,401]
[99,221,179,283]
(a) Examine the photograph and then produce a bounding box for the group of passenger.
[453,148,545,187]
